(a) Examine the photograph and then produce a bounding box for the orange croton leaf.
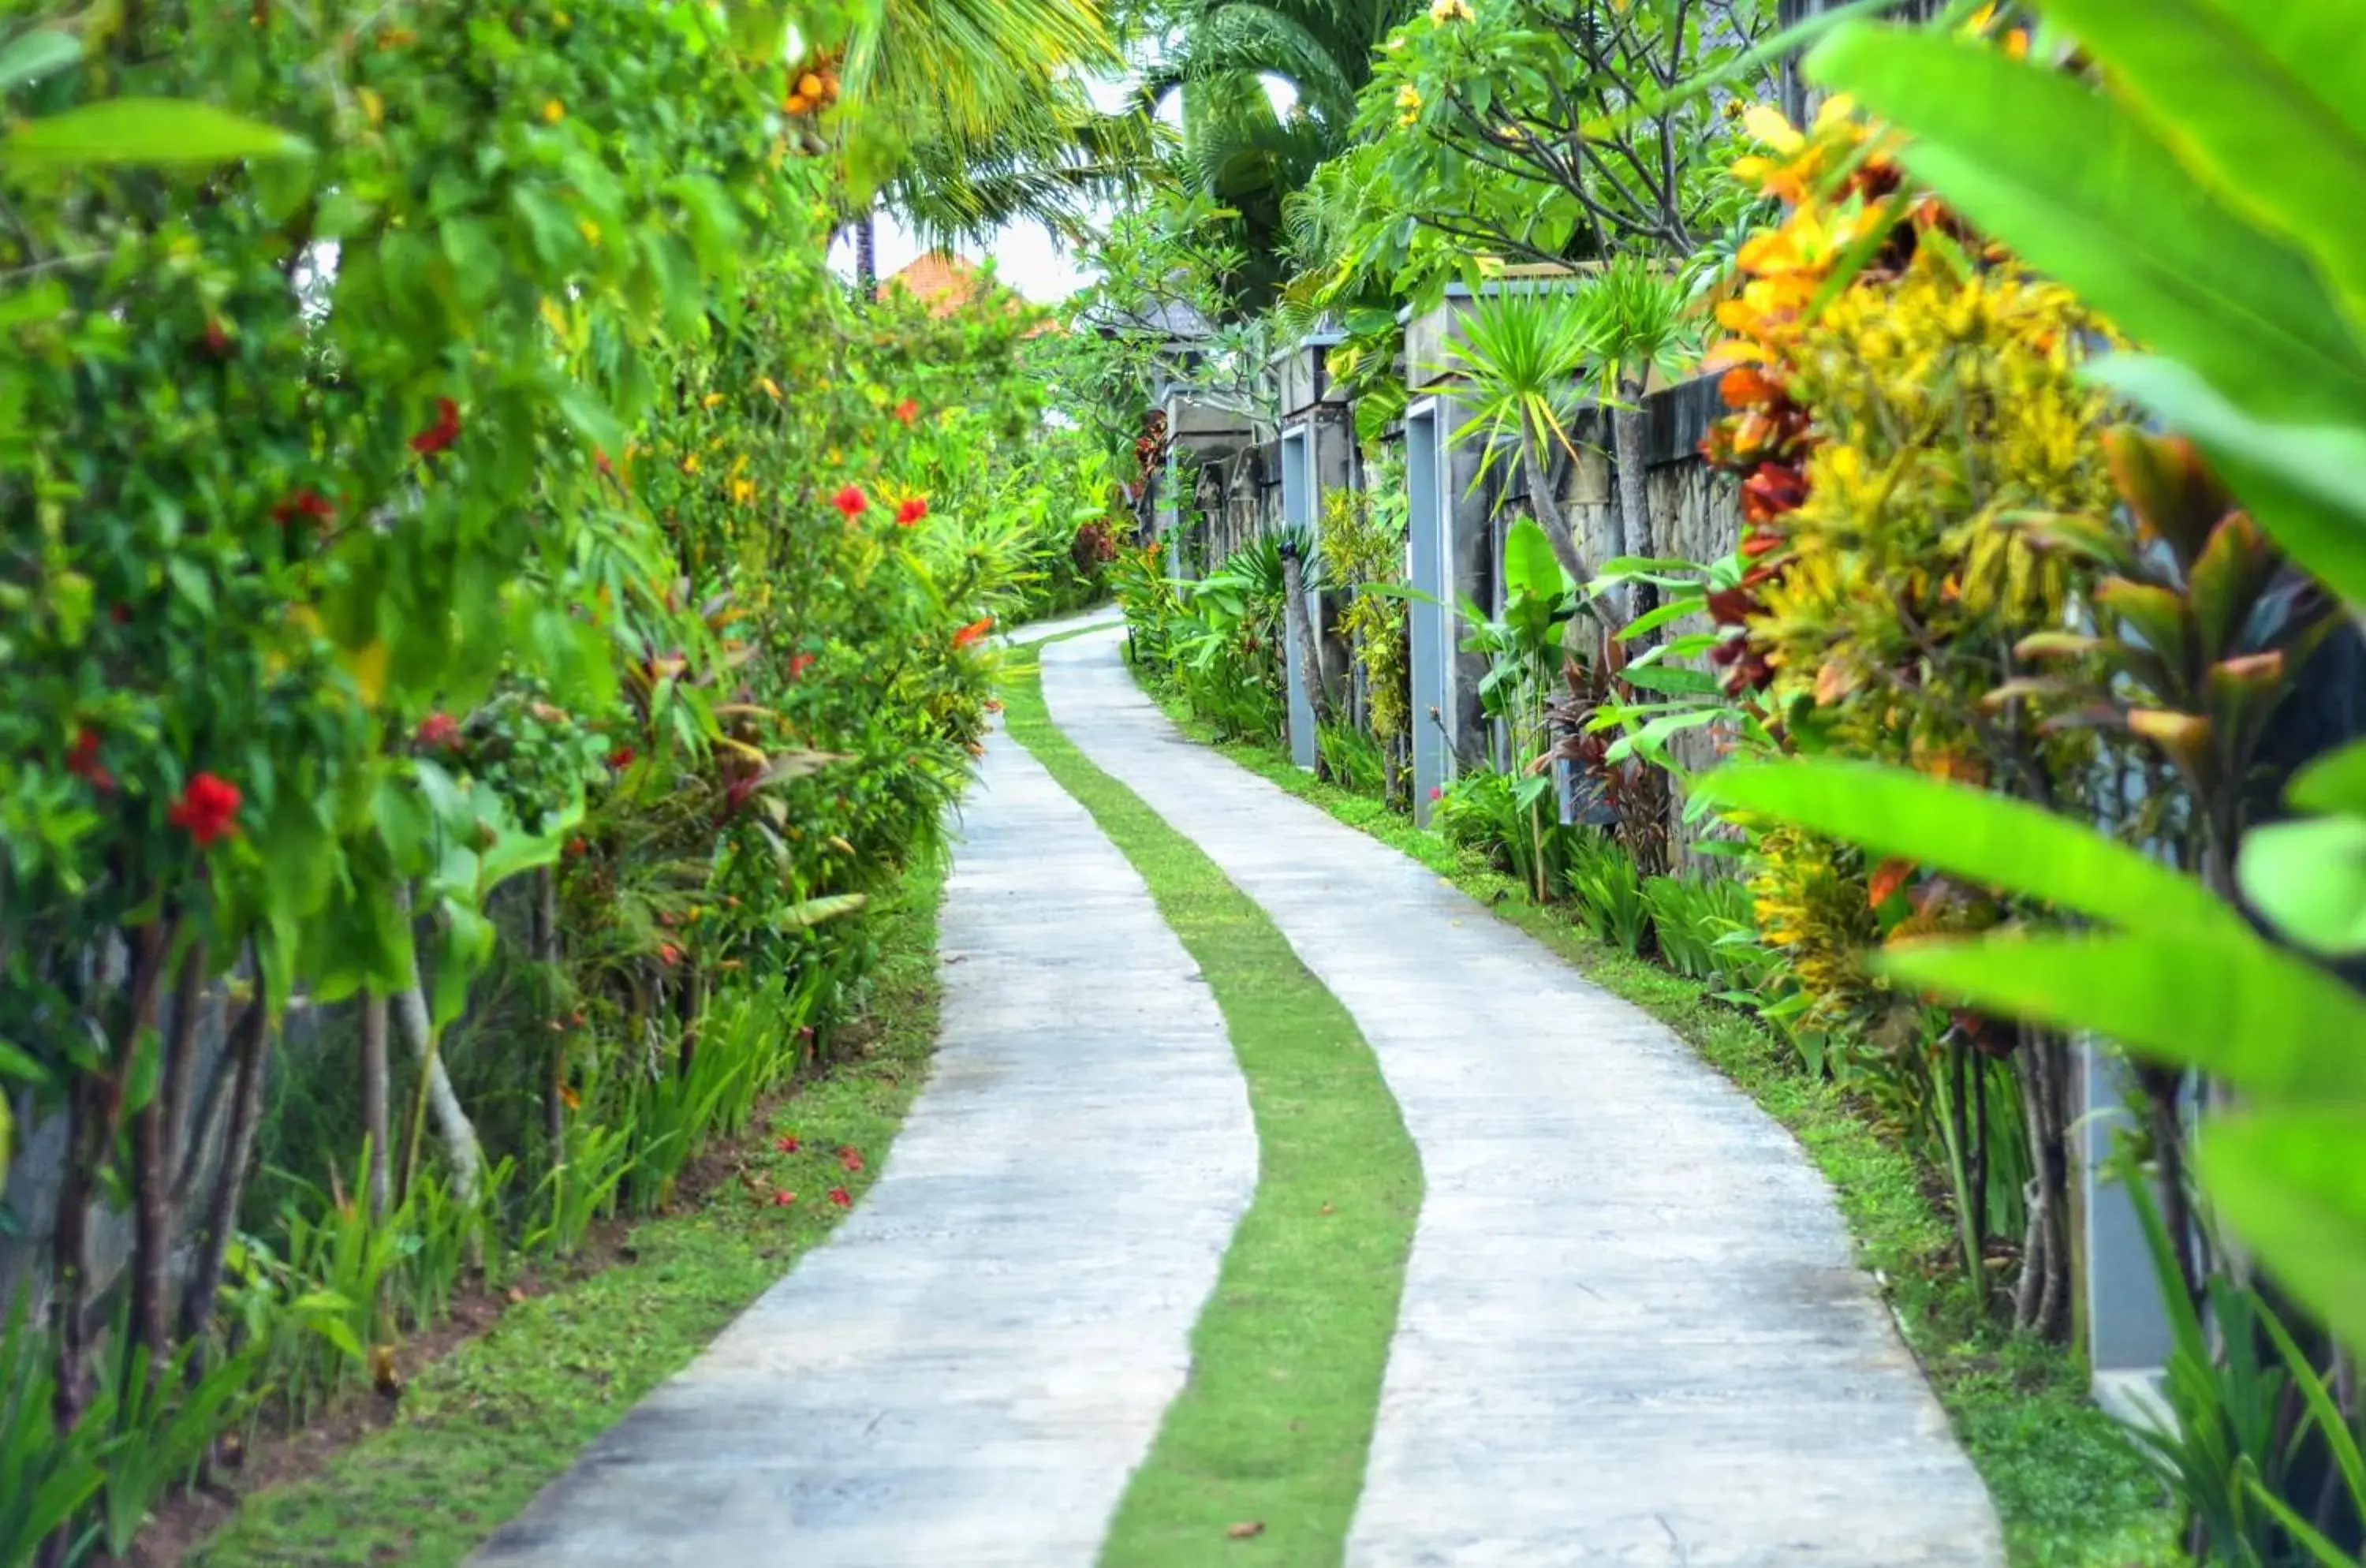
[1868,857,1915,910]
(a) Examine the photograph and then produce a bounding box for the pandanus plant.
[2008,429,2343,901]
[2000,429,2342,1310]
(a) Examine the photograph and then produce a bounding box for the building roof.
[879,252,989,316]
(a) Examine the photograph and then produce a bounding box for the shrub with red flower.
[892,398,919,425]
[169,773,243,846]
[66,727,114,792]
[953,616,992,649]
[410,397,462,457]
[416,711,461,749]
[787,651,816,679]
[830,483,868,518]
[895,497,928,526]
[272,487,337,527]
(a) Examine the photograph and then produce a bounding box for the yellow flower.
[1428,0,1473,22]
[703,391,726,409]
[542,99,565,124]
[1741,103,1804,155]
[730,478,756,504]
[578,218,600,246]
[681,454,700,473]
[759,376,783,401]
[1396,84,1423,112]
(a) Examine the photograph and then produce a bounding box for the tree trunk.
[1612,375,1655,632]
[361,991,390,1222]
[853,210,878,296]
[391,884,485,1204]
[127,919,188,1383]
[1517,422,1602,617]
[1281,548,1333,729]
[2012,1028,2073,1339]
[536,868,565,1162]
[178,989,269,1372]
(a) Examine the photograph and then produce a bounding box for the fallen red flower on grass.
[827,1186,852,1208]
[838,1147,864,1173]
[776,1135,800,1154]
[169,773,242,846]
[772,1189,797,1207]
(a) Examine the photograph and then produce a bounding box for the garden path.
[1037,626,2006,1567]
[468,722,1256,1566]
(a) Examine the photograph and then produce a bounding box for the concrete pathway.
[1039,627,2004,1568]
[472,724,1256,1566]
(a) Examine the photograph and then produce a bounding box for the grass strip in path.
[193,857,950,1568]
[1137,677,2176,1568]
[999,655,1421,1568]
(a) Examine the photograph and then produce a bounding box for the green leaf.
[2200,1109,2366,1358]
[0,28,80,90]
[2236,815,2366,955]
[2089,356,2366,609]
[1502,516,1565,602]
[2036,0,2366,341]
[1806,27,2366,427]
[2289,737,2366,814]
[3,96,310,166]
[1875,930,2366,1102]
[1696,759,2245,938]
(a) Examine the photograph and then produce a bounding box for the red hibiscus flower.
[893,398,919,425]
[67,727,114,792]
[838,1146,864,1173]
[771,1189,797,1208]
[411,397,462,457]
[953,616,993,649]
[775,1134,800,1154]
[169,772,242,846]
[272,487,337,526]
[830,483,868,518]
[416,711,461,749]
[788,651,815,680]
[1428,786,1442,801]
[896,497,928,526]
[566,835,590,857]
[827,1186,852,1208]
[608,746,636,769]
[658,943,681,966]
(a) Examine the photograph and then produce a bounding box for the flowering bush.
[0,2,1058,1549]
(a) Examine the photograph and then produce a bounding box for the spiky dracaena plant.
[1444,287,1608,607]
[1584,256,1700,627]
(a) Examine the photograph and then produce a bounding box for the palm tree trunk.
[853,210,878,296]
[1282,547,1333,726]
[1612,374,1655,633]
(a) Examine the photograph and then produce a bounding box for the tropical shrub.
[0,3,1057,1557]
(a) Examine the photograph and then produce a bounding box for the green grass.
[998,654,1422,1568]
[1137,672,2178,1568]
[195,856,951,1567]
